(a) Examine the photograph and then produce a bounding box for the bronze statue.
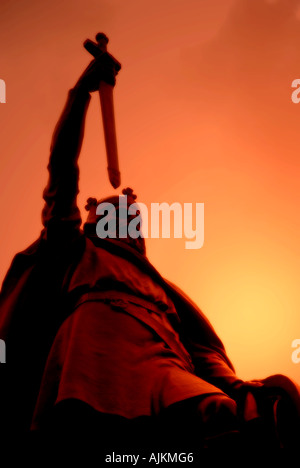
[0,34,299,448]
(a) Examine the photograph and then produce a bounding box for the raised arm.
[41,57,116,241]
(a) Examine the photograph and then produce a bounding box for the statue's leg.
[160,389,294,448]
[195,394,239,446]
[248,374,300,448]
[160,393,240,448]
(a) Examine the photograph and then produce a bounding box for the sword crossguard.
[84,33,121,74]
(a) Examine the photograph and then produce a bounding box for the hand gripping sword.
[84,33,121,189]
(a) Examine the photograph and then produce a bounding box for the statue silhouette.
[0,52,299,448]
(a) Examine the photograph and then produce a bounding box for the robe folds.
[0,231,242,430]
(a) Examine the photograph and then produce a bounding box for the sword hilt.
[83,33,121,74]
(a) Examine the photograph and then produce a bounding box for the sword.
[84,33,121,189]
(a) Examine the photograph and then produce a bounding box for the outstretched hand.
[75,55,117,93]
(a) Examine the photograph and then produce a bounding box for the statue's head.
[83,187,146,256]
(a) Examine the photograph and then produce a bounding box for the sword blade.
[99,81,121,189]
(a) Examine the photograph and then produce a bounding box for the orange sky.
[0,0,299,384]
